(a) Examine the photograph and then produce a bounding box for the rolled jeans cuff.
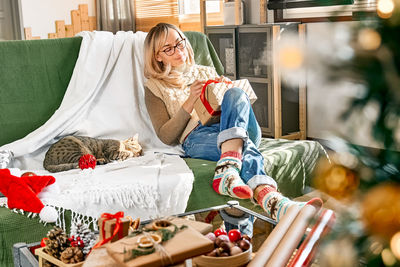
[217,127,248,149]
[247,175,278,204]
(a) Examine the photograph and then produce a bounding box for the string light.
[377,0,395,19]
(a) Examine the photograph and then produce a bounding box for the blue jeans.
[182,87,277,190]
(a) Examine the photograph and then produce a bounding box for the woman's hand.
[182,80,206,114]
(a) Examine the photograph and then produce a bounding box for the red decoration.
[0,169,55,214]
[78,154,96,170]
[92,211,125,249]
[204,210,219,223]
[40,237,48,247]
[70,235,85,248]
[200,79,233,116]
[228,229,242,242]
[21,172,37,177]
[214,228,227,237]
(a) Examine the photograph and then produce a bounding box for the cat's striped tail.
[44,163,79,173]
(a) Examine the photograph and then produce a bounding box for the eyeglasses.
[160,39,186,56]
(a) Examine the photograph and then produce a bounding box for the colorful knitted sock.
[212,151,253,199]
[257,185,323,222]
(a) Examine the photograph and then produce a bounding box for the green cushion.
[0,38,82,146]
[184,31,224,75]
[0,208,53,266]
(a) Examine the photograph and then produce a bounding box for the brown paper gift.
[194,79,258,126]
[82,247,119,267]
[98,216,130,243]
[169,218,213,235]
[146,218,213,235]
[106,227,214,267]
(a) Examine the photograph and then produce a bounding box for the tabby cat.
[43,135,142,173]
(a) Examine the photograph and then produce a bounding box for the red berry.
[214,228,227,237]
[228,229,242,242]
[21,172,36,177]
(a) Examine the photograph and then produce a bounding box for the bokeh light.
[390,232,400,260]
[362,183,400,239]
[313,160,359,200]
[382,248,397,266]
[358,28,382,50]
[377,0,395,19]
[279,46,304,70]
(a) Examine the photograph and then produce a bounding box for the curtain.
[96,0,135,33]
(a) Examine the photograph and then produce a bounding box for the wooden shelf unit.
[206,23,306,140]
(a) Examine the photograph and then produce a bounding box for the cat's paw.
[119,151,133,160]
[97,158,108,165]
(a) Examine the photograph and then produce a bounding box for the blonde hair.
[144,23,195,89]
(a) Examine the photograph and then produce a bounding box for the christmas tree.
[278,0,400,265]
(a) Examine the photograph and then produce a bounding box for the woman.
[144,23,321,222]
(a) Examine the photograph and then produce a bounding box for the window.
[134,0,223,32]
[178,0,224,31]
[135,0,179,32]
[179,0,220,15]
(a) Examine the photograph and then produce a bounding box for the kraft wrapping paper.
[248,205,301,267]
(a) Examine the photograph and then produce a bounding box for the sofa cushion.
[0,38,82,146]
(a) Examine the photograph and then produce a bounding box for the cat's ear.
[132,133,139,141]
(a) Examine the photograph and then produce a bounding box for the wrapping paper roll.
[287,209,336,267]
[248,205,301,267]
[266,204,319,267]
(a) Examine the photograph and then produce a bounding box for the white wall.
[20,0,95,39]
[306,22,382,149]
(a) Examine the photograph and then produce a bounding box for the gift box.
[98,213,130,243]
[146,217,213,235]
[82,247,119,267]
[194,79,257,126]
[106,227,214,267]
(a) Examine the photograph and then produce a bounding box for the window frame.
[179,0,224,28]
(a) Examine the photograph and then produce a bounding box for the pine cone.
[44,226,70,259]
[60,247,84,264]
[43,259,56,267]
[70,222,98,255]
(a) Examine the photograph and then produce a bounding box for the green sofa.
[0,32,324,266]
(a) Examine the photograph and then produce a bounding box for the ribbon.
[200,79,232,116]
[92,211,125,249]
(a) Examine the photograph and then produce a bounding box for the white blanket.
[0,31,194,223]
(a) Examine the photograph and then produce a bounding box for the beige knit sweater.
[145,64,219,145]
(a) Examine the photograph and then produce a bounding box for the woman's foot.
[256,185,323,221]
[213,151,253,199]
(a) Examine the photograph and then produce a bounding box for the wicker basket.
[193,245,252,267]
